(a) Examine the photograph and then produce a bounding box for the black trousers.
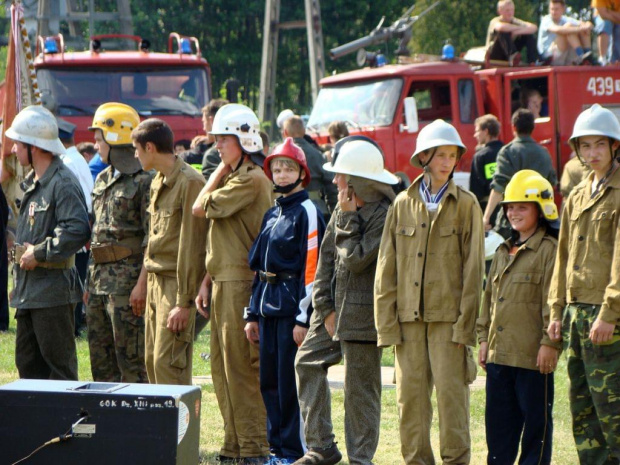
[259,315,304,459]
[485,363,553,465]
[15,304,78,380]
[489,32,539,63]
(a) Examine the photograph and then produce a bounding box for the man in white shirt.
[57,118,94,212]
[57,117,94,337]
[538,0,593,65]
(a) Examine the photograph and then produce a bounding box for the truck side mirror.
[401,96,419,133]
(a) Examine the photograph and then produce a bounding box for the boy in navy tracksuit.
[245,138,326,465]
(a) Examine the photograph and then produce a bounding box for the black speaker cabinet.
[0,380,201,464]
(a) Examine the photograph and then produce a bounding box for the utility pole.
[258,0,325,139]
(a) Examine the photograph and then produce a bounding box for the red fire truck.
[307,59,620,189]
[16,32,211,144]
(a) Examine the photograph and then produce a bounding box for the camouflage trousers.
[565,303,620,465]
[86,293,147,383]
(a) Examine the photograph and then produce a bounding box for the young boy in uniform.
[131,118,207,385]
[295,136,399,465]
[477,169,560,465]
[192,104,272,464]
[548,103,620,464]
[375,120,484,465]
[244,138,325,465]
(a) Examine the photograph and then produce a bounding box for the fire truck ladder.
[258,0,325,135]
[37,0,133,38]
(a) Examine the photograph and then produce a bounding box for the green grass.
[0,308,578,464]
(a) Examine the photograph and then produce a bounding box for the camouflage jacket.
[88,167,153,295]
[313,200,391,341]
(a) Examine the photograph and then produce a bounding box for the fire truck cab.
[307,59,620,189]
[32,33,211,144]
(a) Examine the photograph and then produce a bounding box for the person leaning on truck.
[548,104,620,464]
[486,0,539,65]
[483,109,558,237]
[6,105,90,380]
[470,114,504,219]
[85,103,153,383]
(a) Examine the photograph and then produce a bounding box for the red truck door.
[502,68,559,173]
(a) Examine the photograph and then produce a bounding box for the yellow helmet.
[89,102,140,146]
[502,169,558,221]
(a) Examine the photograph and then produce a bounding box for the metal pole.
[258,0,280,139]
[305,0,325,104]
[89,0,95,37]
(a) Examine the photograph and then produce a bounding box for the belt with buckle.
[258,271,299,284]
[10,244,75,269]
[91,243,142,264]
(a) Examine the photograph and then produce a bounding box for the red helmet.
[263,137,311,186]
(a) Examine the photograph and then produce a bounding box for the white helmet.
[323,135,399,184]
[5,105,66,155]
[210,103,263,154]
[276,109,295,129]
[569,103,620,152]
[485,230,505,261]
[411,119,466,168]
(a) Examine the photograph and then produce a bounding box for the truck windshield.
[307,78,402,132]
[37,67,209,117]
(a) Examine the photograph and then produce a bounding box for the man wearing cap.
[85,103,152,383]
[57,117,94,336]
[6,105,90,380]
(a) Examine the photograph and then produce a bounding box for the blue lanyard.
[420,178,449,205]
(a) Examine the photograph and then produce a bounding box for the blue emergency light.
[180,38,192,54]
[442,40,455,61]
[376,54,387,67]
[44,37,58,54]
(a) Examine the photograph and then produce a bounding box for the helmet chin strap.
[273,167,303,194]
[26,144,33,167]
[233,153,246,172]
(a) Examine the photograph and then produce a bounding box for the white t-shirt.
[538,14,580,57]
[61,146,94,213]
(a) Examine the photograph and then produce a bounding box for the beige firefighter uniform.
[549,169,620,324]
[144,157,207,385]
[375,175,484,465]
[477,227,561,369]
[202,160,272,458]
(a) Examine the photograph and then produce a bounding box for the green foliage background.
[0,0,594,114]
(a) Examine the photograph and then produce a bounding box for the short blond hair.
[498,0,513,10]
[270,156,300,171]
[283,116,305,138]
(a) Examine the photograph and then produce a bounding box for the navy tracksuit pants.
[485,363,554,465]
[259,315,305,459]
